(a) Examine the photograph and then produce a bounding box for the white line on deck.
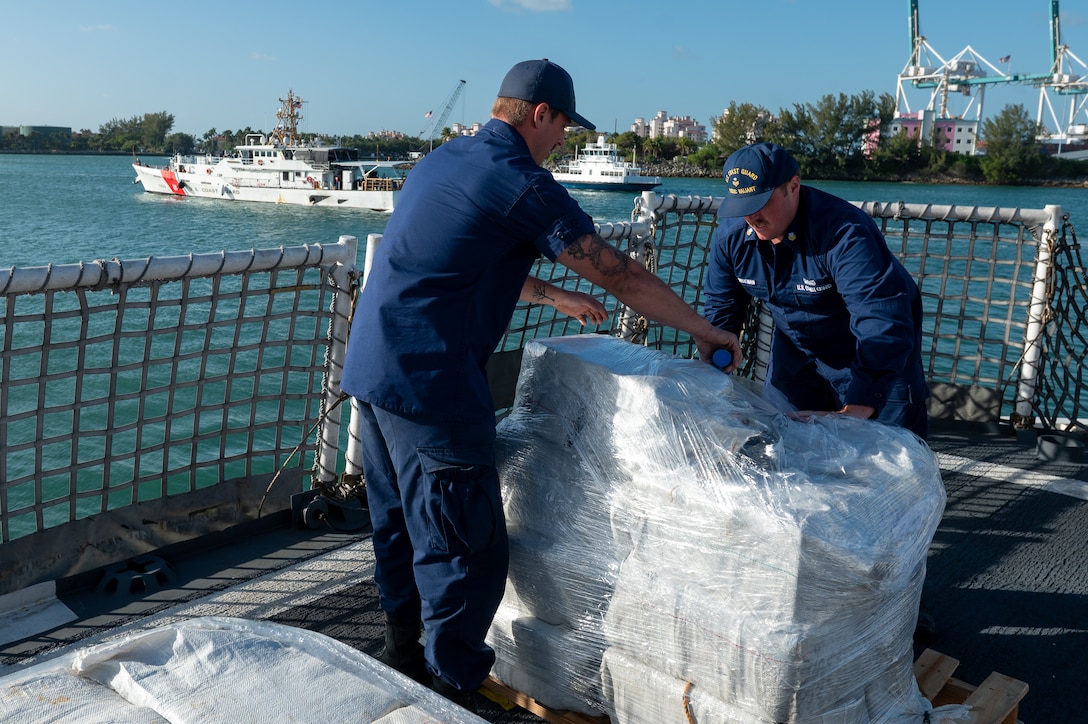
[936,452,1088,501]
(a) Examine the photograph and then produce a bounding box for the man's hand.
[552,289,609,326]
[693,329,742,373]
[839,403,876,419]
[522,277,608,326]
[789,404,877,421]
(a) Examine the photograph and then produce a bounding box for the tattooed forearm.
[564,234,629,277]
[530,280,556,302]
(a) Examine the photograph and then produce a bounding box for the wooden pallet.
[485,649,1029,724]
[482,676,608,724]
[913,648,1029,724]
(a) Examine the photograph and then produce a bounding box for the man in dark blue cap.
[703,142,928,438]
[341,58,741,711]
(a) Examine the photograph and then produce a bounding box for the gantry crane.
[896,0,1088,148]
[1035,0,1088,144]
[896,0,1051,123]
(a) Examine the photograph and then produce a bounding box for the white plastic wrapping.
[491,336,946,723]
[0,616,486,723]
[486,583,606,715]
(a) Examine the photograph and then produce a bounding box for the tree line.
[589,92,1086,186]
[4,93,1084,185]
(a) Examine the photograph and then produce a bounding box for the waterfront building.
[631,111,708,143]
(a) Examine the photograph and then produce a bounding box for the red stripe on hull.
[162,170,186,195]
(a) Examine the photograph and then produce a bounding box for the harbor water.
[4,154,1088,268]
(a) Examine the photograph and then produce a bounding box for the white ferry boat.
[552,135,662,191]
[132,91,411,212]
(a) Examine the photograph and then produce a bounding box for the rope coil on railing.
[1028,216,1088,431]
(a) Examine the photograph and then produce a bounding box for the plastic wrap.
[0,616,486,723]
[491,336,945,723]
[486,582,606,714]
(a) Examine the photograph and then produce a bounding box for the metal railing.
[0,238,358,557]
[484,192,1079,432]
[4,190,1083,591]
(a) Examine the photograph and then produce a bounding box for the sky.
[3,0,1088,140]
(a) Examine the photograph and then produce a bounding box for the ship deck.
[0,420,1082,723]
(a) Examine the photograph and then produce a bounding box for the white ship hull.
[133,158,402,212]
[553,135,662,192]
[132,90,408,212]
[551,171,662,192]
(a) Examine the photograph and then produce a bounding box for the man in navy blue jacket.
[703,142,928,438]
[342,59,742,711]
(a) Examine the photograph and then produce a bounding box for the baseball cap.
[718,143,800,217]
[497,59,596,131]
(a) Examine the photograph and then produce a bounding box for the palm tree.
[644,136,662,160]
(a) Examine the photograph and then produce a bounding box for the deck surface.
[1,422,1083,722]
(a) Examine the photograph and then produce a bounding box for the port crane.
[1035,0,1088,145]
[896,0,1052,123]
[418,80,466,151]
[895,0,1088,146]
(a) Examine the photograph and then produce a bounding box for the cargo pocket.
[417,446,502,555]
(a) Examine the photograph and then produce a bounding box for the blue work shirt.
[703,185,925,415]
[341,119,595,423]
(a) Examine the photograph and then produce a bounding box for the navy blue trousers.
[354,401,509,691]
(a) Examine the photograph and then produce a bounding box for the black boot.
[913,607,938,644]
[378,615,429,684]
[430,675,479,714]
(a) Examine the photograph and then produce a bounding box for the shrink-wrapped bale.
[497,430,620,626]
[486,584,607,716]
[600,646,873,724]
[491,336,944,722]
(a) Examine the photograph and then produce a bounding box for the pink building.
[889,110,979,155]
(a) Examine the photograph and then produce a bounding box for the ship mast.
[271,90,304,147]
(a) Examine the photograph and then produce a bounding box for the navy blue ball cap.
[718,143,800,218]
[498,59,596,131]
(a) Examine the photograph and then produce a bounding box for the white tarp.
[0,616,485,723]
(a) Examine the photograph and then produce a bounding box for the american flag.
[999,55,1011,63]
[424,110,433,118]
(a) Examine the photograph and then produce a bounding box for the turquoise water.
[3,154,1087,268]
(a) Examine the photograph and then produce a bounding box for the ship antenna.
[273,89,304,146]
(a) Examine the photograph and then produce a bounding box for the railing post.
[616,192,661,344]
[1014,204,1062,428]
[340,233,385,479]
[314,235,358,485]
